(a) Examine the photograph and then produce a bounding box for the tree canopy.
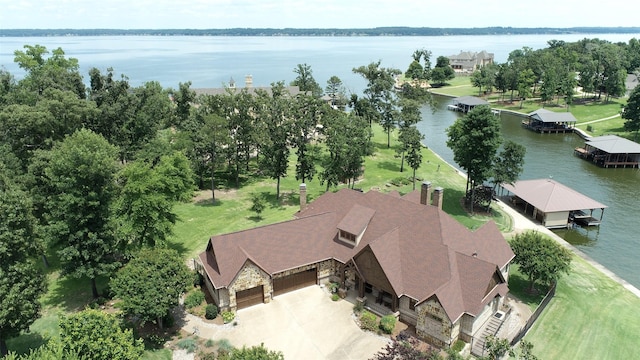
[622,84,640,140]
[510,230,572,291]
[110,248,192,329]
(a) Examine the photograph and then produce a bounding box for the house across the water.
[447,50,494,73]
[501,179,607,228]
[522,108,576,133]
[197,183,514,348]
[574,135,640,168]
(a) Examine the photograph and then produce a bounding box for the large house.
[197,183,514,347]
[447,50,494,73]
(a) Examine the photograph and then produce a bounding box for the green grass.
[142,349,172,360]
[507,264,547,311]
[525,255,640,359]
[168,123,510,259]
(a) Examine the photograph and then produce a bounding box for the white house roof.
[501,179,607,213]
[586,135,640,154]
[528,109,577,123]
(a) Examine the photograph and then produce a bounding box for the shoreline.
[427,135,640,298]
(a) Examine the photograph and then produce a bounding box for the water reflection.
[417,94,640,288]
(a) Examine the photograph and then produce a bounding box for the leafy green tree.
[510,230,572,292]
[110,248,191,329]
[58,309,144,360]
[0,174,46,357]
[13,45,86,102]
[325,75,346,110]
[5,341,81,360]
[492,140,526,195]
[517,69,536,108]
[471,65,496,96]
[483,335,512,360]
[250,193,266,219]
[405,48,432,83]
[514,340,539,360]
[45,129,120,298]
[256,82,291,200]
[353,61,401,144]
[229,343,284,360]
[114,152,194,249]
[292,94,323,184]
[446,105,502,213]
[404,127,424,190]
[622,85,640,140]
[396,98,422,172]
[172,81,196,129]
[290,63,322,97]
[431,56,455,86]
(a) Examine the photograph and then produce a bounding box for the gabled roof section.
[528,108,577,123]
[586,135,640,154]
[501,178,607,213]
[337,204,376,235]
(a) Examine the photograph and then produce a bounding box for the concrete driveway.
[182,286,390,359]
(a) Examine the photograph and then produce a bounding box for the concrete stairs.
[471,315,503,357]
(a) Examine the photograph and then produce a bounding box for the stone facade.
[228,262,272,311]
[398,296,418,326]
[416,297,454,348]
[273,259,339,285]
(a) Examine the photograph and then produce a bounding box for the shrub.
[379,314,396,334]
[217,339,234,352]
[586,124,593,132]
[353,301,364,313]
[184,289,205,309]
[451,339,466,352]
[145,334,166,349]
[177,338,198,353]
[194,272,204,287]
[328,282,339,293]
[221,311,235,324]
[205,338,216,348]
[331,293,340,301]
[205,304,218,320]
[359,311,378,332]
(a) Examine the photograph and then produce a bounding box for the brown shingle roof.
[501,179,607,213]
[337,204,376,235]
[200,188,514,321]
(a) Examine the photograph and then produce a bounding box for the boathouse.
[522,109,576,133]
[448,96,489,113]
[574,135,640,168]
[500,179,607,229]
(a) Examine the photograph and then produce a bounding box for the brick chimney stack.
[420,181,432,206]
[433,187,444,210]
[299,183,307,210]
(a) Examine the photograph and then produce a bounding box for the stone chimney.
[433,187,444,210]
[420,181,432,206]
[245,74,253,88]
[299,183,307,210]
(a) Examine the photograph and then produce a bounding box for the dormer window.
[336,204,376,247]
[339,229,357,244]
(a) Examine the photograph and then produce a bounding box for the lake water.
[1,34,639,288]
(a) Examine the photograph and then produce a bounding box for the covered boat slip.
[574,135,640,168]
[500,179,607,229]
[522,108,577,133]
[448,96,489,113]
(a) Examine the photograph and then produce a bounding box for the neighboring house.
[447,50,494,72]
[197,183,514,348]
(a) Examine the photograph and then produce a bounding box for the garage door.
[236,285,264,309]
[273,268,317,296]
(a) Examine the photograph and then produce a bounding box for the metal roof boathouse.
[448,96,489,113]
[522,109,577,134]
[501,179,607,229]
[574,135,640,168]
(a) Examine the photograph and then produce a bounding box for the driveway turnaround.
[183,286,390,359]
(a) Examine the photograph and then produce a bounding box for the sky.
[0,0,637,29]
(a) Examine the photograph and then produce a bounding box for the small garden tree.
[110,248,192,329]
[58,309,144,360]
[510,230,572,292]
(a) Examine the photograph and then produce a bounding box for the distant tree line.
[2,27,640,37]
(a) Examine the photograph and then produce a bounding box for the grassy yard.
[524,255,640,359]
